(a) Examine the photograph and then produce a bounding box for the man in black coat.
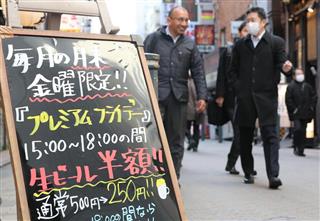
[216,21,253,175]
[285,68,317,157]
[143,6,207,179]
[229,7,293,189]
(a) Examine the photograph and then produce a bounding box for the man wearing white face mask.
[285,68,317,157]
[229,7,293,189]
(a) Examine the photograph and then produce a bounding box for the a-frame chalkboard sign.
[0,28,186,221]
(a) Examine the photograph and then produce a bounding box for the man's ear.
[167,16,171,25]
[262,19,267,27]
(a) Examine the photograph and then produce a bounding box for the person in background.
[143,6,207,179]
[186,75,205,152]
[229,7,293,189]
[216,21,255,175]
[285,68,317,157]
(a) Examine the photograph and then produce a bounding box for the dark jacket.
[216,46,235,108]
[143,26,207,102]
[285,80,317,122]
[229,31,290,127]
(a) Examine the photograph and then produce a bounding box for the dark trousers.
[293,119,308,153]
[159,93,187,179]
[226,108,240,168]
[186,120,200,149]
[240,125,280,179]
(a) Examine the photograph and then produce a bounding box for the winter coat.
[285,80,317,122]
[216,46,235,108]
[229,31,290,127]
[143,26,207,103]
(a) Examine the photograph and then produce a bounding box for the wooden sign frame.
[0,28,187,221]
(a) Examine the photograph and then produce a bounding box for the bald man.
[144,6,207,179]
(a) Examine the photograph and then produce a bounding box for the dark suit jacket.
[230,31,289,127]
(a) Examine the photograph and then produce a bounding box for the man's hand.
[196,99,206,113]
[215,96,224,108]
[282,60,293,73]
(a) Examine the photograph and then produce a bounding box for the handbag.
[207,98,229,126]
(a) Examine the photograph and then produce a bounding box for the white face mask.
[295,74,305,82]
[247,22,260,36]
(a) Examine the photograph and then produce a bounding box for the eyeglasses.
[170,17,189,23]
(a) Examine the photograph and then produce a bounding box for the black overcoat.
[216,47,235,109]
[229,31,289,127]
[285,80,317,122]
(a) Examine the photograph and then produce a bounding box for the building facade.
[214,0,252,47]
[281,0,320,144]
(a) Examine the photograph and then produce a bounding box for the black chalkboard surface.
[0,29,185,221]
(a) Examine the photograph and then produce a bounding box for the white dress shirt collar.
[166,26,180,44]
[251,30,266,48]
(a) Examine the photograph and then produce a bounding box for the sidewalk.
[180,139,320,221]
[0,149,10,168]
[0,139,319,220]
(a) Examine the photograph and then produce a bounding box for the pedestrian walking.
[143,6,207,179]
[186,76,205,152]
[215,21,250,175]
[229,7,293,189]
[285,68,317,157]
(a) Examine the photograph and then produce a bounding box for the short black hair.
[246,7,267,20]
[238,21,247,32]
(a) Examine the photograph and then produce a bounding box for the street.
[1,139,319,221]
